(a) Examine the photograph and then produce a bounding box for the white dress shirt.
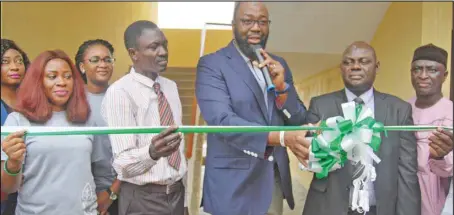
[345,87,376,206]
[101,67,188,205]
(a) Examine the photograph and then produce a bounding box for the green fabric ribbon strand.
[302,101,387,179]
[0,125,332,137]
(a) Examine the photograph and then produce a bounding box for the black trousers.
[1,193,17,215]
[108,198,119,215]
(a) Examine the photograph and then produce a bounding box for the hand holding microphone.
[250,44,286,92]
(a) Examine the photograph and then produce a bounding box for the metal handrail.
[185,22,231,159]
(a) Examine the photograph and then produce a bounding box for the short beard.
[233,28,268,61]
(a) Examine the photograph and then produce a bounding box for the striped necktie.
[153,82,181,171]
[351,97,365,179]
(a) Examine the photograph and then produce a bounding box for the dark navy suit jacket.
[195,41,309,215]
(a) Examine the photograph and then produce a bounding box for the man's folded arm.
[101,89,157,179]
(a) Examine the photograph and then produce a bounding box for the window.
[157,2,234,30]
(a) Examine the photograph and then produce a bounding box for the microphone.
[250,44,275,92]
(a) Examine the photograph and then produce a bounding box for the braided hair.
[74,39,114,83]
[1,38,31,70]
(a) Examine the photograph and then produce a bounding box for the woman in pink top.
[409,44,453,215]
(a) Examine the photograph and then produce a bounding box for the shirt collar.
[130,67,160,88]
[345,87,374,104]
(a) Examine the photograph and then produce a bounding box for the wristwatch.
[274,83,289,95]
[106,188,118,201]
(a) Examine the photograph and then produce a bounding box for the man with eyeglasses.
[196,2,313,215]
[408,44,453,215]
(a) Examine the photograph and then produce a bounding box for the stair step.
[174,79,196,83]
[176,82,195,89]
[182,115,193,125]
[180,95,194,105]
[178,89,195,97]
[163,68,197,79]
[165,67,197,73]
[164,73,196,79]
[179,102,195,111]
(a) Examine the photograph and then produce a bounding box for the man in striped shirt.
[101,20,188,215]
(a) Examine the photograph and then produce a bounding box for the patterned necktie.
[351,97,365,179]
[153,82,181,171]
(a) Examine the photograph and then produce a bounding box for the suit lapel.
[334,89,348,116]
[373,90,388,213]
[225,41,269,123]
[373,90,388,159]
[267,91,274,122]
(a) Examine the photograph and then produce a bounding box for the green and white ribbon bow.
[299,101,384,213]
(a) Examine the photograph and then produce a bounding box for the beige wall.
[292,2,452,189]
[1,2,234,80]
[420,2,452,99]
[297,2,452,102]
[1,2,158,82]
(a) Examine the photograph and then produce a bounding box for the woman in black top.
[0,38,30,215]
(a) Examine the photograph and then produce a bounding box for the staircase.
[163,67,206,214]
[162,67,206,157]
[162,67,197,127]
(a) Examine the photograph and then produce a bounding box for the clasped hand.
[429,128,453,159]
[281,124,319,167]
[1,130,27,169]
[149,125,183,160]
[96,191,113,215]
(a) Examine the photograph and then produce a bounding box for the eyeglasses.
[86,56,115,65]
[239,19,271,28]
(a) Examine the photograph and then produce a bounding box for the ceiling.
[263,2,390,80]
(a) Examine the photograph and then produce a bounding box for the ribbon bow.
[300,101,385,213]
[300,101,385,178]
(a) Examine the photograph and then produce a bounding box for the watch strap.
[275,83,289,95]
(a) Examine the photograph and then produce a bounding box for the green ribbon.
[1,124,450,137]
[305,102,388,179]
[0,125,332,136]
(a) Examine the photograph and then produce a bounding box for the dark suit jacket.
[302,89,420,215]
[195,41,308,215]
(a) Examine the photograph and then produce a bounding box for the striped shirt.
[101,67,188,201]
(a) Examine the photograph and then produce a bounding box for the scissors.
[307,113,324,136]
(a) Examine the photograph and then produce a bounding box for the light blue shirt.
[345,87,376,206]
[234,41,269,110]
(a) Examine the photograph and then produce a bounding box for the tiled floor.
[197,152,311,215]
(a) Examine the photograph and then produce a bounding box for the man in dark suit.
[303,41,421,215]
[195,2,312,215]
